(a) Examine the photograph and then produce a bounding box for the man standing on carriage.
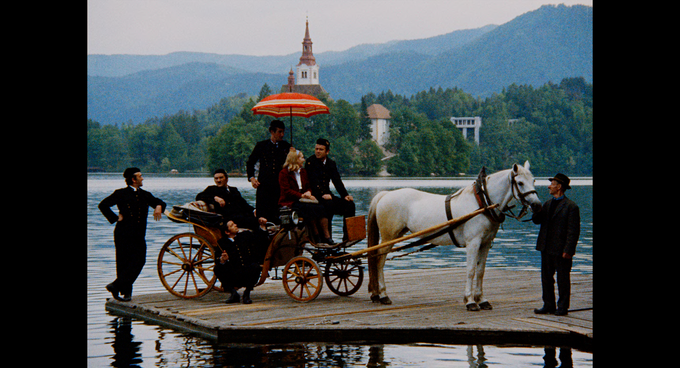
[305,138,355,244]
[532,173,580,316]
[195,168,267,231]
[99,167,166,302]
[214,220,268,304]
[246,120,292,225]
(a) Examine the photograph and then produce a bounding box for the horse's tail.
[367,191,388,247]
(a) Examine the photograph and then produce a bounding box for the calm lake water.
[87,174,593,367]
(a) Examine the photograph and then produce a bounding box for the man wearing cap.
[532,173,580,316]
[246,120,292,225]
[99,168,166,302]
[305,138,356,244]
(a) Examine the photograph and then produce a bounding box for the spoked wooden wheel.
[282,256,323,302]
[324,254,364,296]
[157,233,217,299]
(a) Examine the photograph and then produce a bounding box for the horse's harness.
[387,166,538,260]
[443,166,537,246]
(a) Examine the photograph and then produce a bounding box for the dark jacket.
[99,186,166,236]
[304,155,349,199]
[214,229,267,288]
[278,167,311,207]
[532,196,580,256]
[246,139,292,183]
[195,185,254,219]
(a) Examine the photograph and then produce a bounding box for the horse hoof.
[372,295,392,305]
[466,302,480,311]
[479,301,493,310]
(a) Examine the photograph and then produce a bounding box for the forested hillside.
[87,77,592,177]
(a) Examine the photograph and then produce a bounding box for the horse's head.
[511,161,542,213]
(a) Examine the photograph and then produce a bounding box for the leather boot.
[225,289,240,304]
[242,288,252,304]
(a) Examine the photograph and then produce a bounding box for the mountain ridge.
[88,4,591,125]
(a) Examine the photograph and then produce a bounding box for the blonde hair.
[284,149,303,171]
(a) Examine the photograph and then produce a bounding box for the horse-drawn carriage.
[158,203,366,302]
[157,162,543,311]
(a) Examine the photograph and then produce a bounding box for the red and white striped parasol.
[251,92,330,145]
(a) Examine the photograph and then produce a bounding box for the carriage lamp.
[279,207,299,227]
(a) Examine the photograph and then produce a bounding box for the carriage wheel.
[157,233,216,299]
[324,254,364,296]
[282,256,323,302]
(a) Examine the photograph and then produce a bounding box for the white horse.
[367,161,543,311]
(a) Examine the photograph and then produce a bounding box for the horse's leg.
[368,245,393,304]
[474,241,493,310]
[464,240,482,311]
[367,250,380,297]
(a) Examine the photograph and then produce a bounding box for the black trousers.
[214,261,260,290]
[540,251,572,312]
[112,229,147,296]
[256,181,281,225]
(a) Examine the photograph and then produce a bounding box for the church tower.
[281,19,327,97]
[296,19,319,85]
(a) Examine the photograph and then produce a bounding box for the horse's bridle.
[473,169,538,223]
[507,171,538,220]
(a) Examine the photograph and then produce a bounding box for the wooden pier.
[105,268,592,350]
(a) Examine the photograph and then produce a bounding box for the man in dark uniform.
[99,168,166,302]
[246,120,291,225]
[195,169,266,231]
[305,138,355,244]
[214,220,268,304]
[532,173,580,316]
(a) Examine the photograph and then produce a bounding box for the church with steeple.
[281,19,328,98]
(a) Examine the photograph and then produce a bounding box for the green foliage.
[87,78,592,177]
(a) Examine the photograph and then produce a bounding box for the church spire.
[298,19,316,66]
[281,17,327,97]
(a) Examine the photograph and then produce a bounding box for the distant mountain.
[87,24,497,78]
[87,63,283,124]
[417,4,593,96]
[327,4,592,99]
[87,4,591,125]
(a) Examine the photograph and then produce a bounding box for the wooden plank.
[512,317,592,336]
[105,268,592,347]
[241,302,442,326]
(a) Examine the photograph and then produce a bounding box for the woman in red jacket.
[278,149,332,244]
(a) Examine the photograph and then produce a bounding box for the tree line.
[87,77,592,177]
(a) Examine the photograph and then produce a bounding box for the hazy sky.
[88,0,592,56]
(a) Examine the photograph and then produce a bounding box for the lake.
[87,174,592,367]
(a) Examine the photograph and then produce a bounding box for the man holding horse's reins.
[532,173,580,316]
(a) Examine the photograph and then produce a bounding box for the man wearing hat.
[305,138,356,244]
[532,173,580,316]
[246,120,292,224]
[99,168,166,302]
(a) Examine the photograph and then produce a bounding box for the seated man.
[196,169,266,231]
[214,220,268,304]
[305,138,356,244]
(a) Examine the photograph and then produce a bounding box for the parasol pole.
[289,106,294,146]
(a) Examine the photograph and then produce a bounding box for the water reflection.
[105,319,587,367]
[543,346,573,368]
[109,317,143,367]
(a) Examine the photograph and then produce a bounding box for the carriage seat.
[169,201,223,228]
